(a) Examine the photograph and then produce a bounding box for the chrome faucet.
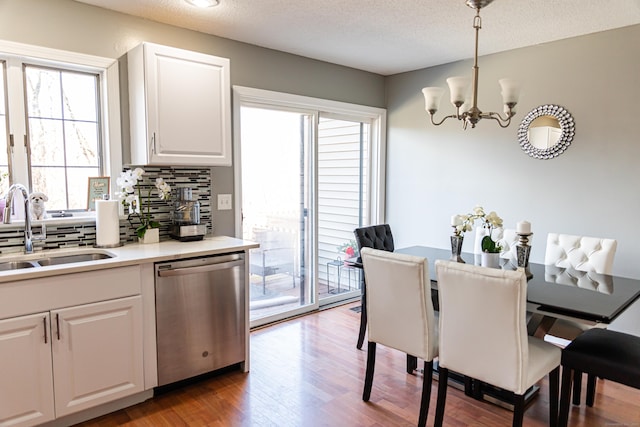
[3,183,46,254]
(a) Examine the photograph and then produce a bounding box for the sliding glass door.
[317,116,370,305]
[234,87,386,327]
[239,106,313,325]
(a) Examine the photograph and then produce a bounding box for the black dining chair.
[558,328,640,426]
[354,224,418,374]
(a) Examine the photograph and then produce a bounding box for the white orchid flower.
[124,194,137,205]
[472,205,485,217]
[155,177,171,201]
[485,211,503,228]
[132,168,145,180]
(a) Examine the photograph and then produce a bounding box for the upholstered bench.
[558,328,640,426]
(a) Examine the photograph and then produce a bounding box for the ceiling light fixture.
[185,0,220,8]
[422,0,520,130]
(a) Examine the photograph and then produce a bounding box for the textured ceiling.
[73,0,640,75]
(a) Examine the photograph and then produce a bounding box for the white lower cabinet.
[0,313,55,427]
[0,296,143,427]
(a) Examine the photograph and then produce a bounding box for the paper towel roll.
[95,200,120,247]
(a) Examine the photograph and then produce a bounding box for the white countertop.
[0,236,259,283]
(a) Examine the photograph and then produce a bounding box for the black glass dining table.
[394,246,640,331]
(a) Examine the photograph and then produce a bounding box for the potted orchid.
[470,205,504,268]
[450,205,504,265]
[471,205,504,254]
[116,168,171,241]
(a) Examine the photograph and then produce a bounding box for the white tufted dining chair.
[544,232,617,405]
[434,260,560,427]
[360,247,438,427]
[544,233,617,275]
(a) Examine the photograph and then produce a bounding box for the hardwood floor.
[77,302,640,426]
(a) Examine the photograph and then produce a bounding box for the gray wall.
[2,0,638,280]
[385,24,640,280]
[0,0,385,236]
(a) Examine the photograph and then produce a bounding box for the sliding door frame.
[233,86,386,326]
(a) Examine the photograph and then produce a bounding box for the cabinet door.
[0,313,55,427]
[134,43,231,166]
[52,296,144,417]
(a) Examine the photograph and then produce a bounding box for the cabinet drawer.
[0,266,141,319]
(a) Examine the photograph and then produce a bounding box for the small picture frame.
[87,177,110,211]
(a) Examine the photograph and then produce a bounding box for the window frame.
[0,40,122,219]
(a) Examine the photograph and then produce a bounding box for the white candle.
[517,221,531,234]
[451,215,462,226]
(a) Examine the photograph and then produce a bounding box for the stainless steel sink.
[35,253,114,266]
[0,251,115,271]
[0,261,38,271]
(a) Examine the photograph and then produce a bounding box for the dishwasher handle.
[157,259,244,277]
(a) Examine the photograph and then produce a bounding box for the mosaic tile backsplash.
[0,166,213,255]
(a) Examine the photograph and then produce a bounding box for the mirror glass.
[518,105,575,160]
[527,116,561,149]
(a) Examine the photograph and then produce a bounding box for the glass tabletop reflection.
[393,246,640,324]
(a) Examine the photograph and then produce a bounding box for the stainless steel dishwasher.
[155,252,246,386]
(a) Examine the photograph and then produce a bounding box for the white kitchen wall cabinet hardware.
[0,267,144,427]
[128,42,231,166]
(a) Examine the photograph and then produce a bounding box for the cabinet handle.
[55,313,60,340]
[151,132,156,154]
[157,260,244,277]
[43,316,48,344]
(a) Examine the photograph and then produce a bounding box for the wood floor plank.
[75,302,640,426]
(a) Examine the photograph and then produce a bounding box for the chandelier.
[422,0,520,129]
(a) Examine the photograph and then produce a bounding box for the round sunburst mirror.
[517,105,575,160]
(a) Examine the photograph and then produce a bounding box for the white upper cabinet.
[128,42,232,166]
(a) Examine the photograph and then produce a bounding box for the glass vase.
[450,235,465,263]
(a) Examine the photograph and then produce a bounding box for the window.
[25,65,101,210]
[0,41,121,214]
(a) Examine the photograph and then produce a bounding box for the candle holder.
[516,232,533,279]
[450,230,465,263]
